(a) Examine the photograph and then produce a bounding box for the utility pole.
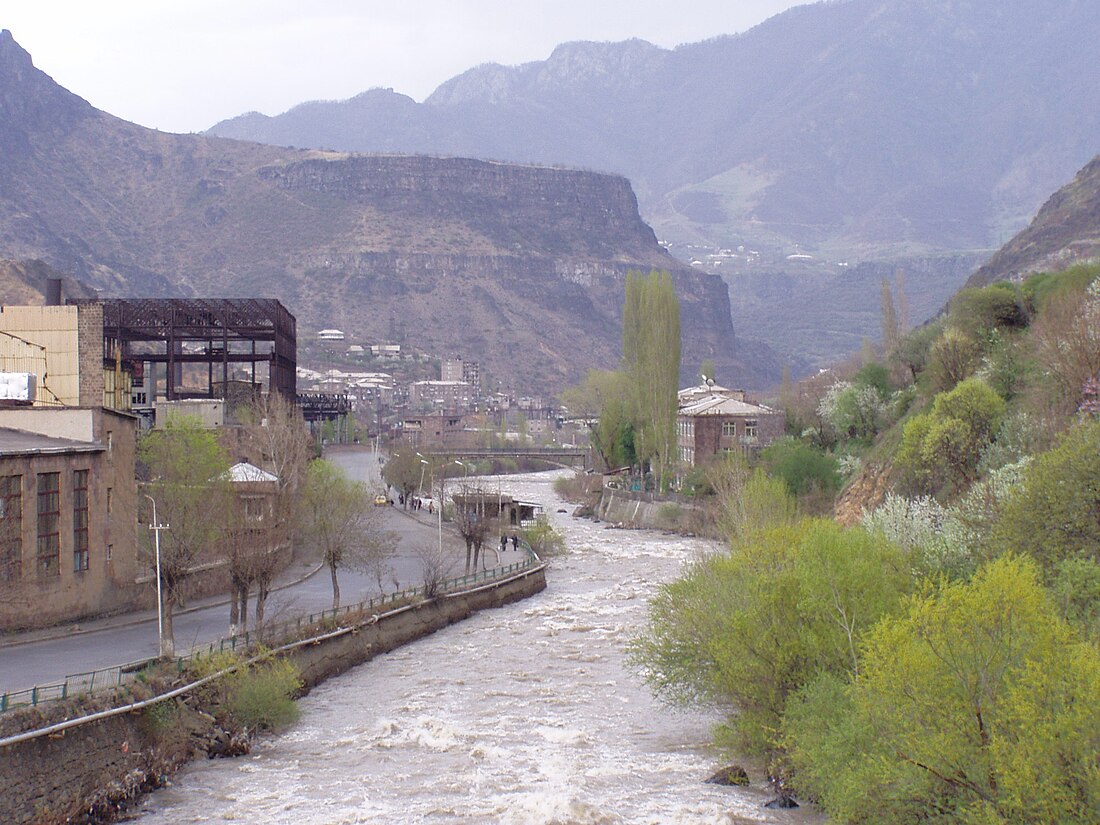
[144,494,169,658]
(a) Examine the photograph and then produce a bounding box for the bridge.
[418,446,589,468]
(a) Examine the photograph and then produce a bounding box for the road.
[0,449,477,695]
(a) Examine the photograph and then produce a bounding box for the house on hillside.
[677,393,784,466]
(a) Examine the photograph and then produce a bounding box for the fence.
[0,546,539,714]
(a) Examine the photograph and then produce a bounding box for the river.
[131,467,823,824]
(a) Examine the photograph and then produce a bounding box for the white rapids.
[132,469,824,825]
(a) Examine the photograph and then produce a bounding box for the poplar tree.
[622,269,681,489]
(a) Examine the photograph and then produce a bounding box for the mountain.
[0,259,96,306]
[207,0,1100,367]
[0,30,769,393]
[965,155,1100,288]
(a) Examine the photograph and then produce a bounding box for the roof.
[678,394,777,417]
[226,462,278,483]
[0,427,104,456]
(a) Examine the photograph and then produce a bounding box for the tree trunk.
[229,580,240,635]
[239,583,250,634]
[255,577,269,629]
[329,559,341,610]
[465,540,473,574]
[472,543,480,571]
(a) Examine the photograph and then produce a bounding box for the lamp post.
[144,494,169,658]
[418,457,429,498]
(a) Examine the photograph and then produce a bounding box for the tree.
[300,459,379,609]
[561,369,636,471]
[230,392,313,632]
[896,377,1005,494]
[1031,279,1100,413]
[927,327,983,392]
[382,448,423,507]
[632,519,910,771]
[622,269,681,489]
[991,419,1100,580]
[140,414,232,657]
[786,556,1100,824]
[453,482,492,573]
[761,438,842,497]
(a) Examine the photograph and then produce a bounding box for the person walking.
[511,534,520,552]
[500,534,507,554]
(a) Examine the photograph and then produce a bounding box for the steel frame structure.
[77,298,297,401]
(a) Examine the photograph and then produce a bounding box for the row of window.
[679,418,760,439]
[0,470,91,580]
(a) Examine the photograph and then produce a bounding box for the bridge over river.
[417,446,589,468]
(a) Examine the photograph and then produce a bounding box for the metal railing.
[0,545,540,714]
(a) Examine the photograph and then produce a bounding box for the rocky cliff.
[0,31,770,392]
[966,156,1100,288]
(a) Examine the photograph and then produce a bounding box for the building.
[442,358,480,394]
[318,329,345,341]
[398,411,477,449]
[676,393,785,466]
[408,380,473,411]
[0,406,139,630]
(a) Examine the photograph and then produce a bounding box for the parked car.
[373,494,389,507]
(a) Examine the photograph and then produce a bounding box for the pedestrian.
[428,501,433,515]
[511,534,519,551]
[500,534,507,553]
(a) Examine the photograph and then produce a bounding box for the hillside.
[966,155,1100,288]
[0,30,775,393]
[208,0,1100,346]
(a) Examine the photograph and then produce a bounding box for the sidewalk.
[0,555,324,651]
[394,502,529,568]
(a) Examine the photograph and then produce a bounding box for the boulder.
[705,765,750,787]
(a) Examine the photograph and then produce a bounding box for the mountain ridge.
[0,31,771,392]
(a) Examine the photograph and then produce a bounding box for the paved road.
[0,449,497,695]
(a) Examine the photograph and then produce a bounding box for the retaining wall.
[0,566,546,825]
[597,488,704,532]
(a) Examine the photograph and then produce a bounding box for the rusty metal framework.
[75,298,297,401]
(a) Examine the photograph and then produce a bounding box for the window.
[36,472,60,577]
[745,419,758,439]
[73,469,89,572]
[722,420,737,437]
[0,475,21,582]
[107,487,113,514]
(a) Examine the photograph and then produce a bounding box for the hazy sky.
[4,0,803,133]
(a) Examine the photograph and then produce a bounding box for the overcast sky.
[4,0,804,133]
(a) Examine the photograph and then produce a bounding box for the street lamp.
[454,459,470,479]
[144,494,169,658]
[418,457,429,497]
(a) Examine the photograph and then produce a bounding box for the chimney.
[45,277,62,306]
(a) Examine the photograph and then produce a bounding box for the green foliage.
[623,269,681,488]
[891,320,942,382]
[633,519,910,765]
[786,556,1100,824]
[761,438,842,496]
[990,419,1100,580]
[852,361,891,397]
[950,282,1028,338]
[895,377,1005,494]
[1020,261,1100,315]
[226,656,302,731]
[562,369,636,471]
[521,520,566,557]
[382,448,425,502]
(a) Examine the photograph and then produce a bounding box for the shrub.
[226,657,302,731]
[522,520,566,557]
[761,438,842,496]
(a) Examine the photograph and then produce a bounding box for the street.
[0,449,477,695]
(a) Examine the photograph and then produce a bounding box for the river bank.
[0,563,546,825]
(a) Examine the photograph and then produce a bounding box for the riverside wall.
[0,566,547,825]
[597,488,704,532]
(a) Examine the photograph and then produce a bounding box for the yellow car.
[373,494,389,507]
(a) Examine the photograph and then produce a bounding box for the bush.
[226,657,302,731]
[522,520,566,557]
[761,438,842,496]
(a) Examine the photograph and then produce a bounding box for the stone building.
[676,393,785,466]
[0,406,139,630]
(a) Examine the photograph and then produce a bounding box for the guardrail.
[0,545,540,714]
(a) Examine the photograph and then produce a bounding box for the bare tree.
[453,482,493,573]
[228,393,313,629]
[300,459,381,609]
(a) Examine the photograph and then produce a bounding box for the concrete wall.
[0,566,546,825]
[597,488,704,532]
